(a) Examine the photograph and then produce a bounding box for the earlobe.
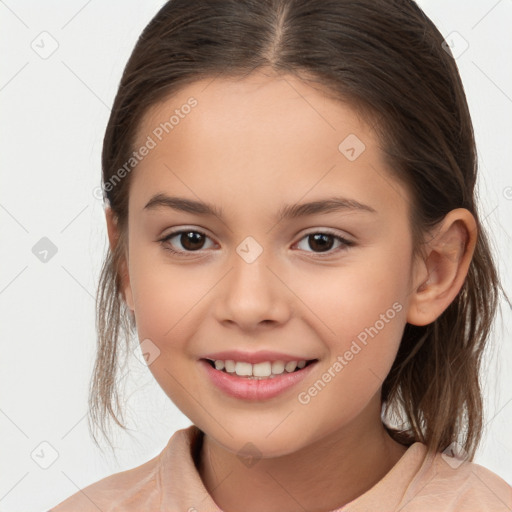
[407,208,477,326]
[123,282,135,312]
[105,206,119,253]
[105,207,135,311]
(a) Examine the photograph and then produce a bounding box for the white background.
[0,1,511,510]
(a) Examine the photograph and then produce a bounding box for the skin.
[106,69,477,512]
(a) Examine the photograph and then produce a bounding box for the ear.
[407,208,477,326]
[105,207,134,311]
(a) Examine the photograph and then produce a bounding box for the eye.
[159,228,215,257]
[159,228,354,258]
[295,231,354,255]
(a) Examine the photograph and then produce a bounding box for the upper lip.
[200,350,318,364]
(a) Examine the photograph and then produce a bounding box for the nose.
[213,246,292,331]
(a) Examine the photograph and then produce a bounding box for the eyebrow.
[143,193,377,221]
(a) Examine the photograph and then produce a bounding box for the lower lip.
[199,359,318,401]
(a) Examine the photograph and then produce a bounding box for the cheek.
[127,254,211,412]
[127,247,211,346]
[290,265,408,430]
[290,252,410,374]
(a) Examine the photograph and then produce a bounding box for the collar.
[157,424,430,511]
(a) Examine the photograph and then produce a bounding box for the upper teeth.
[212,359,307,377]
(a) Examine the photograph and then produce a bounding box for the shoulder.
[403,448,512,511]
[48,451,163,512]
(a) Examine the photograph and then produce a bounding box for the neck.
[197,397,408,512]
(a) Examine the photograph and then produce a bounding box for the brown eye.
[296,231,353,255]
[160,229,214,255]
[177,231,206,251]
[307,233,335,252]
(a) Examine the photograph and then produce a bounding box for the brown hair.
[89,0,507,461]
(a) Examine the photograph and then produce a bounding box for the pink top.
[49,424,512,511]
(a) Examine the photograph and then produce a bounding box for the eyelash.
[158,228,355,258]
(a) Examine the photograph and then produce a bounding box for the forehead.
[135,71,374,151]
[129,71,409,221]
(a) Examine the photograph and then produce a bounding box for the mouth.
[199,357,320,401]
[201,358,319,379]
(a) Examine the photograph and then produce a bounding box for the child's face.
[122,70,419,456]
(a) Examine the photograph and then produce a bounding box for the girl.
[50,0,512,510]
